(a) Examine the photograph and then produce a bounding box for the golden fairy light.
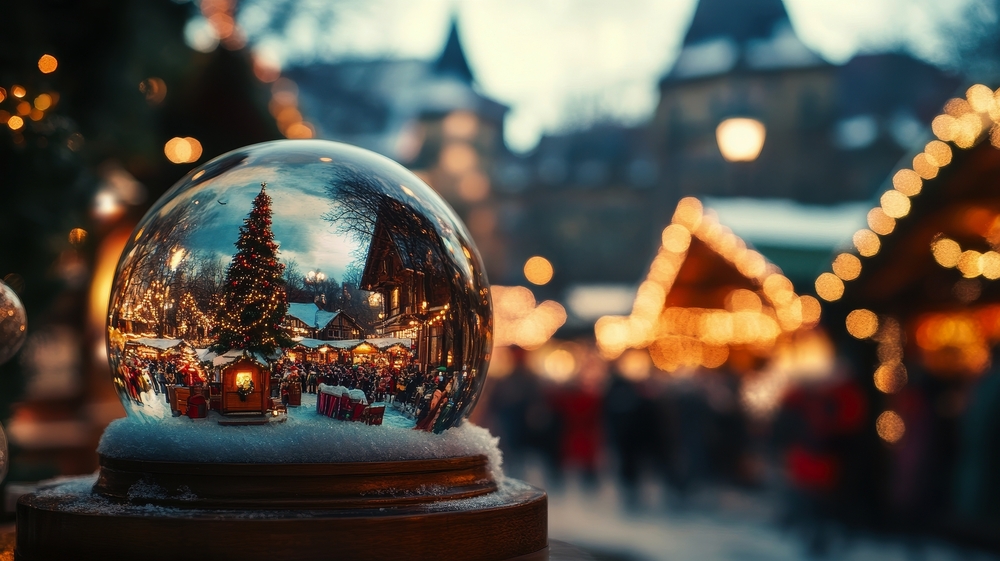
[924,140,952,167]
[892,169,922,196]
[958,250,983,278]
[932,237,961,268]
[37,54,58,74]
[523,256,554,286]
[874,362,907,394]
[33,94,52,111]
[845,309,878,339]
[880,190,910,218]
[11,85,25,99]
[7,116,24,131]
[866,208,896,236]
[912,153,938,179]
[876,410,905,443]
[852,229,881,257]
[164,137,204,164]
[832,253,862,281]
[815,273,844,302]
[661,224,692,253]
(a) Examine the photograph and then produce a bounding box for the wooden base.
[16,455,548,561]
[92,454,497,509]
[16,482,546,561]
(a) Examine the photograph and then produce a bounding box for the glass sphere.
[0,280,27,366]
[107,140,492,433]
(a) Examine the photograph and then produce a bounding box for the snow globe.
[16,141,547,561]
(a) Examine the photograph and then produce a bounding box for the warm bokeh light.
[832,253,862,281]
[493,285,567,349]
[982,251,1000,280]
[543,348,577,382]
[912,153,938,179]
[892,169,922,196]
[815,272,845,301]
[37,54,58,74]
[617,349,652,381]
[139,77,167,104]
[439,143,478,175]
[966,84,995,113]
[661,224,692,253]
[799,295,822,326]
[164,137,204,164]
[874,363,907,394]
[924,140,952,167]
[866,207,896,236]
[457,172,490,202]
[880,190,910,218]
[716,117,766,162]
[442,111,479,140]
[523,256,554,285]
[7,116,24,131]
[285,122,314,139]
[853,229,880,257]
[846,309,878,339]
[673,197,703,230]
[68,228,87,245]
[876,410,905,443]
[932,237,961,268]
[0,87,6,103]
[15,102,30,116]
[958,250,983,278]
[11,85,25,98]
[33,93,52,111]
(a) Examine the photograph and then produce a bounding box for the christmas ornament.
[107,140,492,432]
[0,280,27,366]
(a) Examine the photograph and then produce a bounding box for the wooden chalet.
[285,303,363,341]
[360,203,454,371]
[220,354,270,416]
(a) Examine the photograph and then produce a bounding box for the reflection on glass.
[107,140,492,433]
[0,280,27,366]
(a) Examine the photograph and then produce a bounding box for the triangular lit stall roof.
[292,337,413,352]
[596,197,821,372]
[128,338,187,351]
[814,83,1000,379]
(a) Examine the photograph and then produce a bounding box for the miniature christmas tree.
[212,182,294,355]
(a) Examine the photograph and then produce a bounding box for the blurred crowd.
[478,345,1000,553]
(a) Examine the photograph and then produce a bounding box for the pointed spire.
[682,0,790,47]
[433,16,474,83]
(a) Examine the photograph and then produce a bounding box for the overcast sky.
[236,0,983,152]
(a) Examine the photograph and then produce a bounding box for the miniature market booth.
[221,356,269,415]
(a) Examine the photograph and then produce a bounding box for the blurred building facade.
[288,0,958,309]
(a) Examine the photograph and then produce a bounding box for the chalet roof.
[286,302,338,329]
[683,0,789,47]
[665,0,823,82]
[128,338,186,351]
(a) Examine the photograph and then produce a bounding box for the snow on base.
[32,473,533,519]
[98,412,503,478]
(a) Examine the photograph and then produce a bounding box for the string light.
[596,197,814,368]
[37,54,58,74]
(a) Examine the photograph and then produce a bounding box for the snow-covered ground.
[536,472,1000,561]
[99,392,501,474]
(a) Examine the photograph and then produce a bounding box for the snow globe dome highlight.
[107,140,492,436]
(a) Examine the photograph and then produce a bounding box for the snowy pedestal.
[15,416,548,561]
